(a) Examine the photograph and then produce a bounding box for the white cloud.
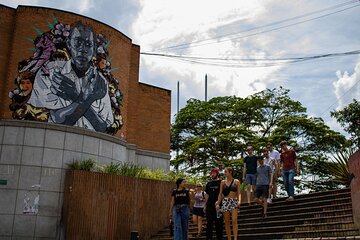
[61,0,94,14]
[333,61,360,110]
[134,0,283,105]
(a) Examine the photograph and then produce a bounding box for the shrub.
[67,159,96,171]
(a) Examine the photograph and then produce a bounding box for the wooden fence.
[62,170,248,239]
[63,170,176,240]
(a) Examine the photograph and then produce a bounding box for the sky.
[2,0,360,135]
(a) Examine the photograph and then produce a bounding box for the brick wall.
[0,5,170,154]
[349,149,360,230]
[0,5,16,115]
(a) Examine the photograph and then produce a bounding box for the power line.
[152,1,360,52]
[140,49,360,68]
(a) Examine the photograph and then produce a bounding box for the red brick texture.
[349,150,360,230]
[0,5,171,154]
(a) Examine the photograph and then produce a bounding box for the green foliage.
[171,87,348,192]
[326,147,355,187]
[98,162,122,175]
[67,159,203,185]
[331,99,360,147]
[116,162,145,177]
[67,159,96,171]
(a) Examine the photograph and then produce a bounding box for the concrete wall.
[0,120,170,239]
[349,149,360,230]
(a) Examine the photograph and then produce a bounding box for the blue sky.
[2,0,360,134]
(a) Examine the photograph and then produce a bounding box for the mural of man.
[28,21,114,132]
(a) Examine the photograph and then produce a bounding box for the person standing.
[205,169,223,240]
[192,183,206,237]
[242,145,262,205]
[216,167,241,240]
[169,178,190,240]
[218,161,225,180]
[254,157,273,217]
[267,142,280,201]
[279,141,300,201]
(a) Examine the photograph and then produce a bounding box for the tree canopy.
[171,87,348,192]
[331,99,360,148]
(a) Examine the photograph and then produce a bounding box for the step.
[237,228,360,240]
[239,196,351,215]
[238,214,354,229]
[238,207,353,223]
[238,221,356,235]
[239,191,351,211]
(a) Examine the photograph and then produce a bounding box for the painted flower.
[54,23,70,37]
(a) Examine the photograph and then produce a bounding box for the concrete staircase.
[151,188,360,239]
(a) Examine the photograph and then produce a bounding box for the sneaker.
[267,198,272,204]
[286,196,294,201]
[262,213,267,218]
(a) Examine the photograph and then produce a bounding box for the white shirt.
[269,149,280,162]
[28,60,114,130]
[264,156,276,171]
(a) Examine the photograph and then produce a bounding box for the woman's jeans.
[282,169,295,197]
[173,204,189,240]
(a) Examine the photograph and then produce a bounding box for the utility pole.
[205,74,208,102]
[177,81,180,114]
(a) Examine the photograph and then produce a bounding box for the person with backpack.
[192,183,206,237]
[169,178,191,240]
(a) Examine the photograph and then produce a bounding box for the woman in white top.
[192,183,206,237]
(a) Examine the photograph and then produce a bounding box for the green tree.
[331,99,360,147]
[326,146,356,187]
[171,88,348,192]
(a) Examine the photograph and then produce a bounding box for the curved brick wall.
[0,4,171,154]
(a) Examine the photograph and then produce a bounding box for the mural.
[9,17,123,134]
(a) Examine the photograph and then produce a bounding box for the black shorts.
[255,185,269,198]
[193,207,204,217]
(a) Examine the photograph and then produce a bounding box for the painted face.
[19,79,33,95]
[68,27,95,70]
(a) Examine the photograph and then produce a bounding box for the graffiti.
[9,17,123,134]
[23,184,40,215]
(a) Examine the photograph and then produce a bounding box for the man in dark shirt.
[242,145,262,205]
[205,169,223,240]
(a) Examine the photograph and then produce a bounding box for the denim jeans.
[173,204,189,240]
[282,169,295,197]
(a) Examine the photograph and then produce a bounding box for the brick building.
[0,5,171,238]
[0,4,171,154]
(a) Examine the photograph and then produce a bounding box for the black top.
[245,155,262,174]
[172,188,190,205]
[205,179,221,208]
[222,179,236,197]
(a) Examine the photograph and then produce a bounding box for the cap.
[210,169,220,175]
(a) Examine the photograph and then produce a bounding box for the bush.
[67,159,96,171]
[67,159,204,184]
